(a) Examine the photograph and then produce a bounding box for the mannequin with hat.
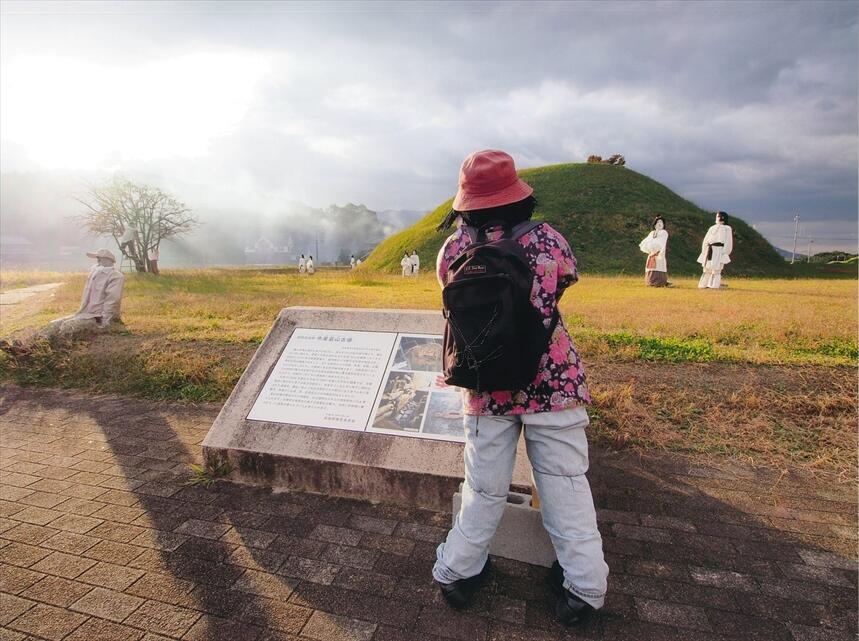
[43,249,125,338]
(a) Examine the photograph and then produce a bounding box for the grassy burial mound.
[363,163,788,276]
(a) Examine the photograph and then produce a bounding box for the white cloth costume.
[401,255,412,277]
[410,252,420,276]
[298,257,306,273]
[350,256,356,269]
[75,265,125,324]
[697,224,733,289]
[639,229,668,286]
[306,257,315,274]
[44,262,125,338]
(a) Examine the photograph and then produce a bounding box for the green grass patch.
[601,332,715,362]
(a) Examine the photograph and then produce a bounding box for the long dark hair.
[652,215,666,230]
[716,211,729,224]
[436,195,537,232]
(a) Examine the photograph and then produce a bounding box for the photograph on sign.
[368,333,465,442]
[390,335,443,372]
[422,392,465,439]
[371,371,432,432]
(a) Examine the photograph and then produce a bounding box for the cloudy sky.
[2,0,857,251]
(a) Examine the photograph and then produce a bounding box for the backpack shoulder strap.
[508,220,543,241]
[462,225,479,244]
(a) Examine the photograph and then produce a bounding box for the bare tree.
[75,177,198,274]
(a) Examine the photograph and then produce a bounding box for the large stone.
[202,307,532,511]
[452,485,555,567]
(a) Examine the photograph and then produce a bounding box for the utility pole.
[807,238,814,263]
[791,214,800,264]
[315,231,319,263]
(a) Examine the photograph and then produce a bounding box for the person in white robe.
[117,224,138,256]
[697,211,733,289]
[298,254,306,274]
[306,255,315,275]
[350,255,357,269]
[147,245,160,275]
[43,249,125,338]
[401,252,412,277]
[638,216,669,287]
[410,250,420,276]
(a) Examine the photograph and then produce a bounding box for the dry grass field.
[3,268,855,364]
[1,267,856,478]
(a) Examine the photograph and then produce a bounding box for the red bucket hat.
[452,149,534,212]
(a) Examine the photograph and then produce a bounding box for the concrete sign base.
[202,307,532,511]
[452,485,555,567]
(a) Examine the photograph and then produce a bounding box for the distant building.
[0,235,34,266]
[244,236,295,265]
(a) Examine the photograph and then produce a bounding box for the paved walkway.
[0,284,65,306]
[0,284,65,337]
[0,385,855,641]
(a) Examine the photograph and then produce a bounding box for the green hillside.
[363,163,789,276]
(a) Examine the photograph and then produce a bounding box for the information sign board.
[248,328,464,442]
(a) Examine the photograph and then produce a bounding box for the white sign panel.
[248,328,397,430]
[248,329,465,442]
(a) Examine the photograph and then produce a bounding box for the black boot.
[548,561,595,626]
[436,558,491,609]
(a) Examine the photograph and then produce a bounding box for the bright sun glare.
[0,52,270,170]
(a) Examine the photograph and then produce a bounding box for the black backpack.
[442,220,558,392]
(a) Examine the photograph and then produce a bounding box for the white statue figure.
[306,255,315,275]
[698,211,733,289]
[298,254,306,274]
[117,224,139,259]
[410,250,420,276]
[638,216,669,287]
[44,249,125,338]
[401,252,412,277]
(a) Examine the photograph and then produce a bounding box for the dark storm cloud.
[2,0,856,249]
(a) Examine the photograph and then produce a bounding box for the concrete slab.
[452,485,555,567]
[202,307,532,511]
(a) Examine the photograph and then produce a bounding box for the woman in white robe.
[697,211,733,289]
[638,216,669,287]
[401,252,412,277]
[306,255,315,275]
[298,254,306,274]
[410,250,420,276]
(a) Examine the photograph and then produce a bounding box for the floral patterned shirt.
[436,221,591,416]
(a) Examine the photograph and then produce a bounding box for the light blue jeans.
[432,406,609,609]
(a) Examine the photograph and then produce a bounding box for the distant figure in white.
[44,249,125,338]
[410,250,420,276]
[350,254,357,269]
[401,252,412,277]
[298,254,306,274]
[117,224,138,258]
[306,255,315,275]
[698,211,733,289]
[638,216,669,287]
[147,245,160,275]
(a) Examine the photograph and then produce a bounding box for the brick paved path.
[0,385,855,641]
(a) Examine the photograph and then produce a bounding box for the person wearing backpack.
[432,150,608,626]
